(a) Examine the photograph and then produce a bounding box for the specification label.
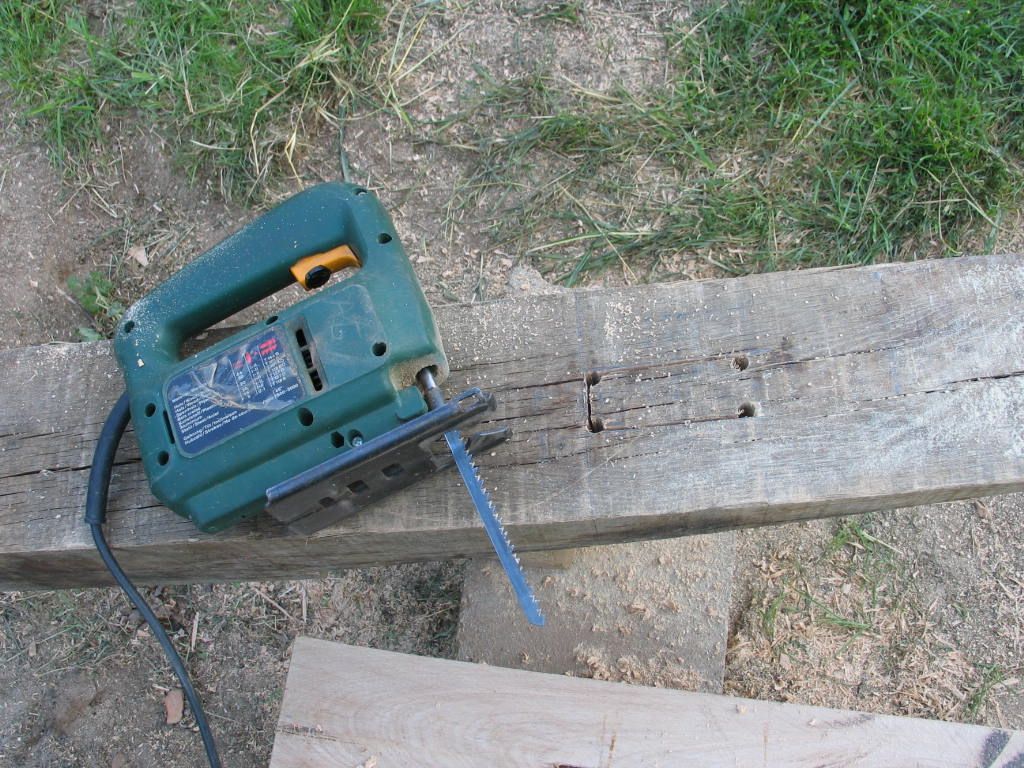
[166,329,305,455]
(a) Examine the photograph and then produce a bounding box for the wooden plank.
[269,637,1024,768]
[2,254,1023,589]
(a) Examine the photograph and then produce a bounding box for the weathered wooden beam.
[2,255,1023,589]
[269,637,1024,767]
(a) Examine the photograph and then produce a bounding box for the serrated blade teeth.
[444,429,545,626]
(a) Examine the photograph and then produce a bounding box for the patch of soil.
[0,565,463,766]
[727,495,1024,728]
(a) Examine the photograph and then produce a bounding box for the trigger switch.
[305,266,331,289]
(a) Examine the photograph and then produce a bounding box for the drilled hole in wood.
[732,354,749,371]
[584,370,604,432]
[738,402,757,418]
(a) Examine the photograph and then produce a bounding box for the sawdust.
[573,644,703,690]
[459,534,732,694]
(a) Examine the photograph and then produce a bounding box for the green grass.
[3,1,1021,280]
[965,663,1005,720]
[825,517,888,557]
[756,516,907,650]
[441,0,1024,283]
[799,592,872,632]
[67,269,125,340]
[0,0,382,198]
[514,1,584,24]
[761,591,785,641]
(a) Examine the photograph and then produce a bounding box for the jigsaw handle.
[115,183,411,368]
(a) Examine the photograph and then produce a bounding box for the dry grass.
[0,562,463,674]
[727,510,1024,726]
[0,562,463,763]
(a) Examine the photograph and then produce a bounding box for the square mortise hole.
[381,463,404,478]
[347,480,369,495]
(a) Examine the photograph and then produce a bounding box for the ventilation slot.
[295,326,324,392]
[162,411,176,444]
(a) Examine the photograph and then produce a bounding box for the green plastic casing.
[113,183,448,532]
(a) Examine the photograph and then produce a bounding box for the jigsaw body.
[114,182,542,623]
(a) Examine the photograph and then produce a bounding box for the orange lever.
[291,245,360,290]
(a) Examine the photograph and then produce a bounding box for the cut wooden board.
[3,255,1024,589]
[270,637,1024,768]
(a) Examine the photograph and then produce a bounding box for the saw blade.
[444,429,545,626]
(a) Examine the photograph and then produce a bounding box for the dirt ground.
[1,2,1022,766]
[728,498,1024,727]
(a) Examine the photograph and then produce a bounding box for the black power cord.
[85,393,222,768]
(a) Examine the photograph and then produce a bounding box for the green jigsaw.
[112,182,543,624]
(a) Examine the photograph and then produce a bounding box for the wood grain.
[2,255,1023,589]
[269,637,1024,768]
